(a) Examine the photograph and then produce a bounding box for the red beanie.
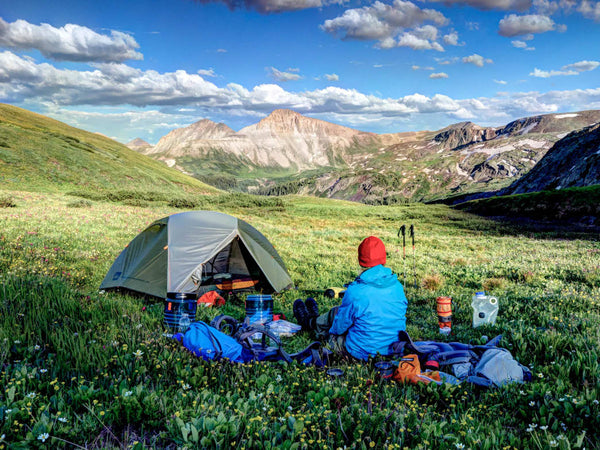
[358,236,386,268]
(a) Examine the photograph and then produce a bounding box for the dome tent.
[100,211,293,299]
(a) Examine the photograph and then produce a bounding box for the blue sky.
[1,0,599,143]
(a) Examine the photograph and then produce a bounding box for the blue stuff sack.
[176,321,253,363]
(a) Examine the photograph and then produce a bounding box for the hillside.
[455,185,600,228]
[0,104,218,196]
[138,108,600,203]
[506,122,600,194]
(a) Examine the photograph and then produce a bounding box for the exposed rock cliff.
[508,123,600,194]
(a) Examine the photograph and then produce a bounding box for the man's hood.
[356,265,398,288]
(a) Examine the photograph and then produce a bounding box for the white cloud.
[424,0,531,11]
[0,17,142,62]
[530,68,578,77]
[494,79,508,84]
[578,0,600,22]
[396,30,445,51]
[197,68,217,77]
[530,60,600,78]
[498,14,559,37]
[268,67,302,82]
[563,60,600,72]
[511,40,535,50]
[462,54,493,67]
[436,56,460,65]
[412,65,435,70]
[443,31,460,46]
[429,72,448,79]
[321,0,448,50]
[325,73,340,81]
[4,50,600,136]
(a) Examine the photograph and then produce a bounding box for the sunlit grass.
[0,189,599,449]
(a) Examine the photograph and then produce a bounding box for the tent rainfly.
[100,211,293,299]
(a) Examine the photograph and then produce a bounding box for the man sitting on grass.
[294,236,408,360]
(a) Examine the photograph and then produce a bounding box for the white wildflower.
[123,391,133,397]
[37,433,49,442]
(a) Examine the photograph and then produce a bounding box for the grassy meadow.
[0,189,599,449]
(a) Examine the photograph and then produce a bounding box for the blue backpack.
[174,317,330,367]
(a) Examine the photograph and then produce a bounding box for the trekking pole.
[409,224,417,290]
[398,225,406,287]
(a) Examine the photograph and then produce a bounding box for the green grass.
[456,185,600,224]
[1,188,599,449]
[0,104,218,196]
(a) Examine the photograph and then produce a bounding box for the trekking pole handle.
[409,224,415,248]
[398,225,406,256]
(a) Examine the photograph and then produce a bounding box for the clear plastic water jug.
[245,295,273,325]
[178,312,192,333]
[471,291,499,328]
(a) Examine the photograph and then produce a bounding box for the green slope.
[0,104,218,195]
[455,185,600,225]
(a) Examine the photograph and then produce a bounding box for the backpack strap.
[234,324,293,364]
[289,341,330,368]
[210,314,241,336]
[195,321,223,360]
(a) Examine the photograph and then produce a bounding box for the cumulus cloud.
[4,50,600,136]
[577,0,600,21]
[268,67,302,81]
[429,72,448,79]
[494,79,508,84]
[321,0,448,50]
[530,60,600,77]
[192,0,343,14]
[498,14,559,37]
[424,0,531,11]
[443,31,460,46]
[325,73,339,81]
[462,54,493,67]
[0,17,142,62]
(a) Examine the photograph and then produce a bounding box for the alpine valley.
[129,108,600,204]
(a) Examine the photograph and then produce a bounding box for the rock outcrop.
[149,109,377,169]
[126,138,153,153]
[434,122,498,149]
[508,123,600,194]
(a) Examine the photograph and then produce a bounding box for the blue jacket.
[329,265,407,360]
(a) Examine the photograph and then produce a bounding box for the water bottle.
[471,292,499,328]
[179,312,191,332]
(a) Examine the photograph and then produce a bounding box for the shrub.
[422,273,444,291]
[67,199,93,208]
[168,197,198,209]
[0,195,17,208]
[483,277,506,291]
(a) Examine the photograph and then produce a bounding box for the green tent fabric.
[100,211,293,298]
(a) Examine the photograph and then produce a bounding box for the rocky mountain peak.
[126,138,153,152]
[434,121,498,149]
